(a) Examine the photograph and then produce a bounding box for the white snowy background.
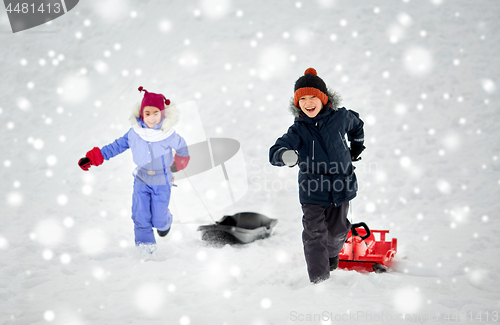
[1,0,500,324]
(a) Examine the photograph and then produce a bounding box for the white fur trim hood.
[129,102,179,131]
[129,102,179,142]
[288,88,342,117]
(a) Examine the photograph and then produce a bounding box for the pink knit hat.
[138,86,171,119]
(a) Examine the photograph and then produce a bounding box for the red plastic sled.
[338,222,397,273]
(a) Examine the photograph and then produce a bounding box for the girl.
[79,87,190,252]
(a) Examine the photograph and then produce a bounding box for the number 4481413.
[5,2,62,14]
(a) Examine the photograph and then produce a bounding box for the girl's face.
[298,95,323,118]
[142,106,162,128]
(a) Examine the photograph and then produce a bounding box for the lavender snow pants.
[301,202,350,283]
[132,180,172,245]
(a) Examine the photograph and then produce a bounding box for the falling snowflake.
[79,228,108,255]
[136,283,164,314]
[179,316,191,325]
[94,61,109,74]
[229,265,241,277]
[7,192,23,207]
[196,250,208,261]
[92,267,108,280]
[293,28,313,45]
[59,75,90,104]
[93,0,129,21]
[275,250,289,263]
[258,47,289,80]
[57,194,68,205]
[34,219,64,247]
[430,0,444,5]
[467,269,488,286]
[0,236,9,250]
[436,179,451,194]
[60,253,71,264]
[397,12,413,27]
[481,79,496,93]
[199,0,231,19]
[16,97,31,111]
[394,103,408,115]
[400,156,411,168]
[82,185,93,195]
[44,310,55,321]
[260,298,272,309]
[42,249,54,260]
[441,132,461,151]
[46,155,57,166]
[365,202,376,213]
[403,47,434,76]
[32,138,44,150]
[178,52,199,67]
[387,24,405,43]
[393,287,422,314]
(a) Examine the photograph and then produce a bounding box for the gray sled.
[198,212,278,244]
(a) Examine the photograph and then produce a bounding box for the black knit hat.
[293,68,328,106]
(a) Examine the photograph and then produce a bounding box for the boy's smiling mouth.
[305,107,316,112]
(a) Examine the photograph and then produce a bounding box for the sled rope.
[350,201,354,259]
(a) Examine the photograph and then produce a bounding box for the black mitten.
[78,157,91,171]
[350,144,365,161]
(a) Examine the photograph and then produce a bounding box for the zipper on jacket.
[312,140,315,160]
[339,132,348,150]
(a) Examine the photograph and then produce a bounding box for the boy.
[269,68,365,283]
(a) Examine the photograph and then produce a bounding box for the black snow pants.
[301,202,351,283]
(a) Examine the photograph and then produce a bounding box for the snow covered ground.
[1,0,500,324]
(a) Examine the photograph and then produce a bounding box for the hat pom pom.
[138,86,144,92]
[165,99,171,106]
[304,68,317,76]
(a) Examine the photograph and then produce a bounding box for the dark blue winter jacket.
[269,102,364,207]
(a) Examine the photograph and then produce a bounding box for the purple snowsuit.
[100,104,188,246]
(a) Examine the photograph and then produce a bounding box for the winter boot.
[157,227,171,237]
[329,255,339,271]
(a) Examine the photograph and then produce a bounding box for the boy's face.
[298,95,323,118]
[142,106,162,128]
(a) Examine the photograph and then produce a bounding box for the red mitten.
[170,154,190,173]
[86,147,104,166]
